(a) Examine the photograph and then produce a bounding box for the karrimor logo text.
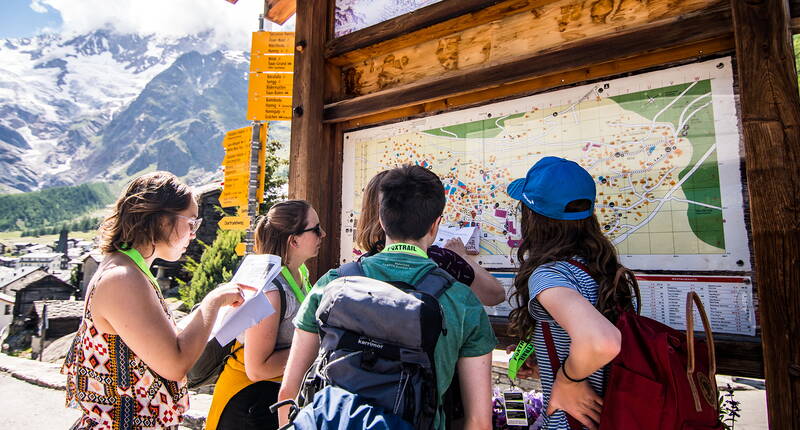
[358,337,384,350]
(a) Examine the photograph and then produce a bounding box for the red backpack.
[542,261,723,430]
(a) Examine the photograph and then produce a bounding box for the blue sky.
[0,0,62,39]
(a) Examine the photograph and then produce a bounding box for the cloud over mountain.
[33,0,292,50]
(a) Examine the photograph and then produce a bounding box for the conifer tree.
[178,230,244,307]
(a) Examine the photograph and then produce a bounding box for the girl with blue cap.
[506,157,640,430]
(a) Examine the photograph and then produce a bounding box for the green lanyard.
[381,242,429,259]
[281,264,310,302]
[118,248,158,288]
[507,340,536,379]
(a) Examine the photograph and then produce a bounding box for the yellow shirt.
[204,342,282,430]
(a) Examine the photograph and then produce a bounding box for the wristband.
[507,341,535,379]
[561,356,588,383]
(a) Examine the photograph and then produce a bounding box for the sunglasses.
[175,214,203,234]
[295,223,323,237]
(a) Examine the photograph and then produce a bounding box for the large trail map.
[341,58,750,271]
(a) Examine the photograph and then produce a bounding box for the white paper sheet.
[211,254,283,344]
[177,254,283,345]
[434,225,480,254]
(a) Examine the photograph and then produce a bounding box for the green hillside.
[0,183,115,232]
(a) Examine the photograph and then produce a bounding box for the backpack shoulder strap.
[414,267,455,298]
[565,258,595,282]
[336,261,364,278]
[541,321,583,430]
[271,276,287,322]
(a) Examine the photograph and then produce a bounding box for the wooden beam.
[326,0,506,60]
[343,36,733,130]
[288,0,337,278]
[491,319,764,378]
[325,6,731,123]
[791,0,800,18]
[336,0,722,97]
[265,0,295,25]
[791,17,800,33]
[730,0,800,428]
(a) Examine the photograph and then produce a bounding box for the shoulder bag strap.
[541,321,583,430]
[271,277,287,322]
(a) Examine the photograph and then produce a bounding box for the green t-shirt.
[293,251,497,429]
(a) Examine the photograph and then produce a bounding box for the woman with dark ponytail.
[506,157,639,430]
[206,200,325,430]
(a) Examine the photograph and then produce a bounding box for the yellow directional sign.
[235,242,246,256]
[251,31,295,55]
[219,191,248,208]
[220,126,254,208]
[250,54,294,73]
[219,216,250,231]
[222,127,251,148]
[247,96,293,121]
[248,72,293,97]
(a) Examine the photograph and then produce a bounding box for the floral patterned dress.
[61,252,190,429]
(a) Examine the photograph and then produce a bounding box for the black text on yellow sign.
[250,55,294,73]
[251,32,295,55]
[220,126,253,208]
[248,72,293,97]
[247,96,293,121]
[219,216,251,231]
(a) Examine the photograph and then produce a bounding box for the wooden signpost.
[220,25,295,256]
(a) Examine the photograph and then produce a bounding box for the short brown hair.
[380,165,445,240]
[355,170,388,254]
[98,172,194,254]
[254,200,311,261]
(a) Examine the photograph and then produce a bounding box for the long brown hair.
[98,172,194,254]
[254,200,311,262]
[508,201,640,340]
[355,170,388,254]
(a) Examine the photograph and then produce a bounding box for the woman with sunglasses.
[206,199,325,430]
[62,172,249,429]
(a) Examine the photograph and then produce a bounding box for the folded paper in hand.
[192,254,282,345]
[434,225,480,254]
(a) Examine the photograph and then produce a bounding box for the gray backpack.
[299,261,454,429]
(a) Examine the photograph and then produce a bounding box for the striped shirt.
[528,259,605,430]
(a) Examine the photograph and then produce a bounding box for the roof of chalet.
[32,299,84,320]
[0,268,69,294]
[19,252,62,260]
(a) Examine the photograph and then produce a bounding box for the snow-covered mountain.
[0,29,281,193]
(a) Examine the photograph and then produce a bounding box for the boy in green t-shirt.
[277,165,496,429]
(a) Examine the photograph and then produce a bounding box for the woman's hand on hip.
[546,368,603,430]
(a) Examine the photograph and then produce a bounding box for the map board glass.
[334,0,444,37]
[341,58,750,272]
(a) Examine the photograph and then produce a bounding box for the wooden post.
[288,0,339,278]
[730,1,800,428]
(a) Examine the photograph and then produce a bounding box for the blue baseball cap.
[506,157,596,220]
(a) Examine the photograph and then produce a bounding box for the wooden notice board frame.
[286,1,800,427]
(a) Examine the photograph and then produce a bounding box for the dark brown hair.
[254,200,311,261]
[379,165,445,240]
[98,171,194,254]
[356,170,388,254]
[508,202,640,340]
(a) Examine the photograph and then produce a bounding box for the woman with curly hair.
[506,157,639,430]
